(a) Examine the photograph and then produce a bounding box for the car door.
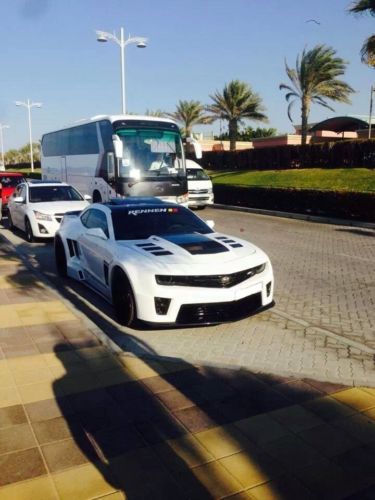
[78,208,112,294]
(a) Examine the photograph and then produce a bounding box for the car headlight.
[33,210,53,221]
[176,193,189,204]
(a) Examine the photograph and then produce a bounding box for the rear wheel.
[112,271,136,327]
[93,190,102,203]
[55,237,67,277]
[25,218,34,243]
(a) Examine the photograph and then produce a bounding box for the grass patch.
[211,168,375,193]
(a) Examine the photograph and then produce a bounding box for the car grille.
[156,264,265,288]
[176,292,262,324]
[189,189,209,194]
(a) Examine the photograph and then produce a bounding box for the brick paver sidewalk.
[1,239,375,499]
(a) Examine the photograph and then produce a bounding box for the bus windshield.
[116,128,184,179]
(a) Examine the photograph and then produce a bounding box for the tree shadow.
[335,228,375,238]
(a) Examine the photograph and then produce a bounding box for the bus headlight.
[33,211,53,221]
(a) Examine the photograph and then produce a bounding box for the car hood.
[29,200,89,214]
[116,232,267,273]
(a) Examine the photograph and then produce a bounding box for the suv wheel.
[25,218,34,243]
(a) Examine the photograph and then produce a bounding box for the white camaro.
[55,198,274,327]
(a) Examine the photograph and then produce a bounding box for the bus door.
[60,157,67,182]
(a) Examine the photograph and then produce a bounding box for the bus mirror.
[112,135,123,158]
[186,137,202,159]
[107,152,115,179]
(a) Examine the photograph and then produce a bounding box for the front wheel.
[25,218,34,243]
[112,272,137,327]
[55,237,67,277]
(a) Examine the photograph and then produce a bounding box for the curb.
[212,204,375,229]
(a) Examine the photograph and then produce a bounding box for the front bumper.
[188,192,214,208]
[133,266,274,325]
[30,217,62,238]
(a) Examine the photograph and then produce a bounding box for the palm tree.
[349,0,375,65]
[279,45,354,145]
[145,109,165,117]
[166,100,213,137]
[206,80,268,151]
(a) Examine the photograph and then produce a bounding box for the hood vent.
[215,236,243,249]
[136,242,173,256]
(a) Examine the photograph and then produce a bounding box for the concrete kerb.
[213,203,375,229]
[1,233,374,388]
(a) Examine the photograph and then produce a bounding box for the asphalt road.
[1,208,375,385]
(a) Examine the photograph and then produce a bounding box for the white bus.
[41,115,201,204]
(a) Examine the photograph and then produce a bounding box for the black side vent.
[67,239,75,257]
[152,251,173,256]
[229,243,243,248]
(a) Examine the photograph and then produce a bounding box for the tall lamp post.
[0,123,10,168]
[369,85,375,139]
[15,99,42,172]
[95,27,147,114]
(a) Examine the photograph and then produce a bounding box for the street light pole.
[0,123,10,168]
[369,85,375,139]
[96,27,147,114]
[15,99,42,172]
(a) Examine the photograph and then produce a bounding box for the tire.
[55,237,67,277]
[8,211,14,230]
[25,218,34,243]
[112,271,137,327]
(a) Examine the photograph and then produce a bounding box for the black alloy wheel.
[112,272,136,327]
[55,238,67,277]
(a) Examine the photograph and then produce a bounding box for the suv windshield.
[111,205,212,240]
[29,185,83,203]
[116,128,185,179]
[187,168,210,180]
[0,176,25,187]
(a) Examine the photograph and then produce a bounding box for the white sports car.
[55,198,274,327]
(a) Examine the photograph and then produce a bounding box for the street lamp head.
[96,31,109,42]
[33,103,43,108]
[136,41,147,48]
[15,101,24,106]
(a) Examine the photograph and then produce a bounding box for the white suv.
[8,181,90,242]
[186,160,214,209]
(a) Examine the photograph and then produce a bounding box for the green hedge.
[214,185,375,222]
[200,140,375,171]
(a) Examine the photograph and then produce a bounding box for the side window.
[19,185,27,202]
[80,210,91,227]
[83,209,109,237]
[99,121,114,152]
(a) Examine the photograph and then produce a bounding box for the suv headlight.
[176,193,188,204]
[33,210,53,221]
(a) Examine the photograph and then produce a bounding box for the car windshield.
[187,168,210,180]
[29,185,83,203]
[111,205,213,240]
[0,176,25,187]
[116,128,185,179]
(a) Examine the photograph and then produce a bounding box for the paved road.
[1,208,375,386]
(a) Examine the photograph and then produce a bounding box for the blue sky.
[0,0,374,150]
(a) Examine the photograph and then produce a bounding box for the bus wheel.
[93,191,102,203]
[55,237,67,277]
[112,270,136,327]
[25,218,34,243]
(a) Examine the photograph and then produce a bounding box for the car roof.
[103,197,180,212]
[27,180,69,187]
[0,171,24,177]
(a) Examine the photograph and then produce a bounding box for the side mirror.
[186,137,202,159]
[86,227,108,240]
[112,135,123,159]
[83,194,92,201]
[13,196,24,203]
[206,220,215,229]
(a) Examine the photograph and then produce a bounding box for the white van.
[186,159,214,209]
